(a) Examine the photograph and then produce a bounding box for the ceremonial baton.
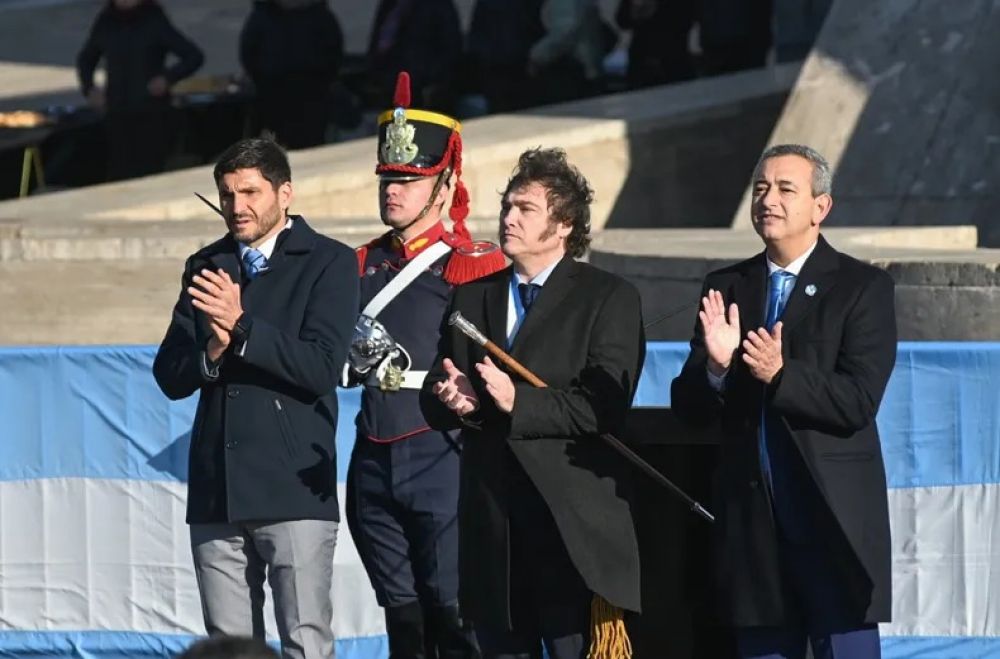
[195,192,224,217]
[643,300,698,331]
[448,311,715,523]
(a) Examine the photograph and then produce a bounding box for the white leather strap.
[362,240,452,319]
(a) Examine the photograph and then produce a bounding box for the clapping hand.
[189,269,242,362]
[699,289,741,376]
[742,323,784,384]
[189,269,242,331]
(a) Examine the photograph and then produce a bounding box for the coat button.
[226,440,237,449]
[227,388,240,398]
[749,479,759,489]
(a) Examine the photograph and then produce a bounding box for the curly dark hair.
[213,137,291,190]
[502,147,593,258]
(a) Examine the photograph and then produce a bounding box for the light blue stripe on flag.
[0,631,387,659]
[0,346,361,483]
[641,341,1000,489]
[2,343,999,489]
[882,635,1000,658]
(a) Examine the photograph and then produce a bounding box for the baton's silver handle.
[448,311,489,346]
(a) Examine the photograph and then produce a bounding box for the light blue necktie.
[759,270,797,486]
[242,248,268,280]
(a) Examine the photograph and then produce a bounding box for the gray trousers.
[190,520,339,659]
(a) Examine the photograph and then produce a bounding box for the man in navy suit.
[672,144,896,659]
[154,137,358,659]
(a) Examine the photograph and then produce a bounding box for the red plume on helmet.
[392,71,411,109]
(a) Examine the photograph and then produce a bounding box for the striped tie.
[242,248,267,280]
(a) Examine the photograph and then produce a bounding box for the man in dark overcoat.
[154,137,358,659]
[422,147,645,659]
[672,144,896,659]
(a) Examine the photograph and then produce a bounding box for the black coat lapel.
[510,256,577,356]
[777,235,840,333]
[484,266,512,348]
[207,237,242,284]
[732,252,768,333]
[196,238,241,338]
[264,214,314,272]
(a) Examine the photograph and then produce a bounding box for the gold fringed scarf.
[587,595,632,659]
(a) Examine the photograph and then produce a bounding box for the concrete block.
[733,0,1000,246]
[895,286,1000,340]
[591,227,1000,341]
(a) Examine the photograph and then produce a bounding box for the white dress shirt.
[505,258,561,346]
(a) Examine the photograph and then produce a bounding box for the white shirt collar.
[766,240,818,277]
[513,257,562,287]
[506,257,565,344]
[239,217,293,261]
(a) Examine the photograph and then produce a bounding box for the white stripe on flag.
[883,482,1000,638]
[0,478,384,640]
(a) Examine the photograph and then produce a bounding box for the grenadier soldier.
[343,72,506,658]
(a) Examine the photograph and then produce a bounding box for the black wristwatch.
[231,313,252,349]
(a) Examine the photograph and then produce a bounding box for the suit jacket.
[420,256,645,629]
[670,235,896,626]
[153,217,358,524]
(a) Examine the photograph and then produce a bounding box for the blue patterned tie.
[760,270,796,487]
[242,248,267,280]
[518,283,541,312]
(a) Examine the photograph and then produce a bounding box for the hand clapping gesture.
[742,323,784,384]
[188,268,243,362]
[699,289,741,376]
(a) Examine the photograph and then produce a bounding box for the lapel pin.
[805,284,817,297]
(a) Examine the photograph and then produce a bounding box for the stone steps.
[0,216,500,261]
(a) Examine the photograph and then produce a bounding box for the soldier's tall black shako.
[343,71,504,658]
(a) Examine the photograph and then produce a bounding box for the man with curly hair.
[421,147,645,658]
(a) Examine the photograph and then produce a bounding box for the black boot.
[386,601,427,659]
[425,604,481,659]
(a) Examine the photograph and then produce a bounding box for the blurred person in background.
[466,0,544,113]
[528,0,616,106]
[76,0,204,181]
[615,0,696,88]
[240,0,344,149]
[367,0,463,114]
[699,0,773,75]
